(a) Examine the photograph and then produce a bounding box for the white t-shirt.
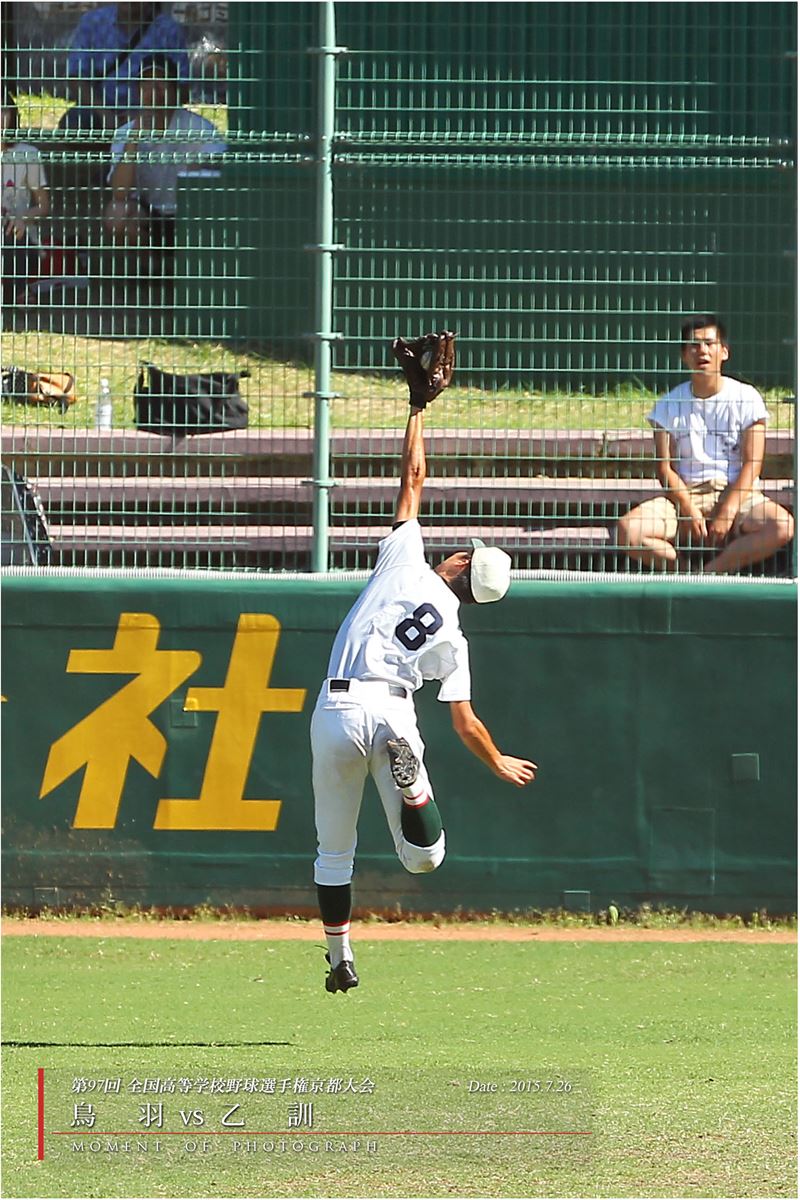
[647,377,769,485]
[326,519,472,702]
[108,109,226,215]
[1,143,47,244]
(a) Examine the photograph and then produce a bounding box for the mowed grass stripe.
[2,939,795,1199]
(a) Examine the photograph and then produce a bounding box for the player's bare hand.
[493,755,537,787]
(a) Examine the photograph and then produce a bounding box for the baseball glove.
[392,330,456,409]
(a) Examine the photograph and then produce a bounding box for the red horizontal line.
[52,1130,593,1137]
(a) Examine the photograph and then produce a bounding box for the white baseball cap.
[469,538,512,604]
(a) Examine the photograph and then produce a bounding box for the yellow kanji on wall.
[39,613,202,829]
[154,613,306,830]
[39,612,306,831]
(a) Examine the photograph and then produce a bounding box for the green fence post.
[309,0,345,572]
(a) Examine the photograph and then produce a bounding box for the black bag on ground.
[134,362,249,436]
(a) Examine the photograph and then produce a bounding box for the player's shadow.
[4,1040,294,1048]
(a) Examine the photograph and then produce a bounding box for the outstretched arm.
[450,700,537,787]
[394,406,427,524]
[391,330,455,525]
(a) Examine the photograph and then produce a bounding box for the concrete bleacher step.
[4,424,794,572]
[32,473,795,520]
[47,523,618,559]
[1,428,318,477]
[4,426,794,479]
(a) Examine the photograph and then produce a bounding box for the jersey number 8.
[394,603,443,652]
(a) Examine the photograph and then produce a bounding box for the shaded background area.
[203,0,797,392]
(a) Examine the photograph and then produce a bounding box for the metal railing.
[1,0,796,576]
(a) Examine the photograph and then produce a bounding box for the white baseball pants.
[312,679,446,887]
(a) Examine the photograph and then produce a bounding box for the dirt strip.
[2,919,795,943]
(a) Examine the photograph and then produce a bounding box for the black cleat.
[325,953,359,994]
[387,737,420,789]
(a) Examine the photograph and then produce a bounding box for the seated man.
[616,314,794,574]
[62,2,188,133]
[103,53,226,248]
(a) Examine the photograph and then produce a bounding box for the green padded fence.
[1,1,797,575]
[1,570,796,915]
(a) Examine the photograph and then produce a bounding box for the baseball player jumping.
[311,332,537,995]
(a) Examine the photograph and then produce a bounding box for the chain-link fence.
[2,1,796,575]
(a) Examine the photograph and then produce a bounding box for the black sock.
[317,883,353,967]
[316,882,352,926]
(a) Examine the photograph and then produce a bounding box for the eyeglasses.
[685,338,721,350]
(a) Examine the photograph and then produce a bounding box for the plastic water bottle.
[95,378,113,431]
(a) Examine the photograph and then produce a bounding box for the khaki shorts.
[635,480,767,542]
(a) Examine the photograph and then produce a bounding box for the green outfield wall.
[1,570,796,915]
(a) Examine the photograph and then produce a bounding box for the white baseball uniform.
[312,518,471,887]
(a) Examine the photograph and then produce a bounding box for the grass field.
[2,329,661,432]
[2,329,795,435]
[1,934,796,1199]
